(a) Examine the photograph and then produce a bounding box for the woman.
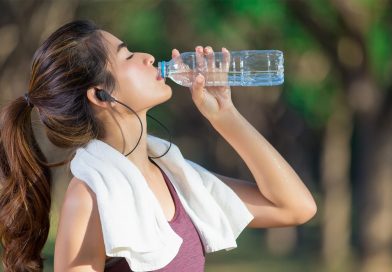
[0,20,316,271]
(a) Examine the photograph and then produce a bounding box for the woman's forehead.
[99,31,122,70]
[101,31,122,52]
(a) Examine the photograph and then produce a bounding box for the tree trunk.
[320,97,355,271]
[357,105,392,272]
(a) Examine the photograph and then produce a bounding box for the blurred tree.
[284,0,392,271]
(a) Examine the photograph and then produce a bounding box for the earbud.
[95,88,115,102]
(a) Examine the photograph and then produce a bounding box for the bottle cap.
[158,61,166,78]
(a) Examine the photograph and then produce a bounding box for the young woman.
[0,20,317,272]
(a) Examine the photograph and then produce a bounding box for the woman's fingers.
[172,48,193,84]
[172,48,184,66]
[222,47,230,83]
[192,45,205,96]
[204,46,215,85]
[195,46,206,75]
[222,47,230,71]
[171,48,189,69]
[191,73,205,104]
[172,48,180,58]
[204,46,215,70]
[174,46,229,87]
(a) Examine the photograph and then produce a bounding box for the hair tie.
[24,92,34,108]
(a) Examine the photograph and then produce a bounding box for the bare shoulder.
[54,176,106,271]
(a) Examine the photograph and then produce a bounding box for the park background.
[0,0,391,271]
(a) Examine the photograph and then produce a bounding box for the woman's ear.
[86,87,111,108]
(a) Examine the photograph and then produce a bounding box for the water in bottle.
[157,50,284,87]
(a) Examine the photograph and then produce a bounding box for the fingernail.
[197,75,203,83]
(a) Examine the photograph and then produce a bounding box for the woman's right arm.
[54,177,106,271]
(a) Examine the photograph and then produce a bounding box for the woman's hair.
[0,19,116,271]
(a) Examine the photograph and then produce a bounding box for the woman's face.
[100,30,172,114]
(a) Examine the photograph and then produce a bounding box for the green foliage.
[228,0,285,24]
[119,10,167,50]
[283,80,337,129]
[367,22,392,87]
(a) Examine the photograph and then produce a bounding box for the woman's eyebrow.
[117,42,127,53]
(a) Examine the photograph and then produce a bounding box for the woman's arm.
[54,177,106,271]
[209,106,317,228]
[178,45,317,228]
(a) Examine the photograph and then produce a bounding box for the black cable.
[146,113,172,159]
[95,88,172,158]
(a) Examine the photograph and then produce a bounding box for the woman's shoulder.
[67,176,94,199]
[54,176,108,269]
[63,177,97,215]
[64,177,96,201]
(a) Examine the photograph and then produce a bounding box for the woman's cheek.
[118,66,137,90]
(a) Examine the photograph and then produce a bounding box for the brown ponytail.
[0,97,52,271]
[0,19,116,271]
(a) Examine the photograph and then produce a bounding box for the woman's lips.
[156,72,163,81]
[155,69,163,80]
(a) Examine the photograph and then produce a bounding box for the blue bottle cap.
[160,61,165,78]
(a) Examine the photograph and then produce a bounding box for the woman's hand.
[172,46,235,122]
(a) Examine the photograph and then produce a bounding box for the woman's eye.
[126,54,134,60]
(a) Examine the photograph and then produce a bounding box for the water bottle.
[157,50,284,87]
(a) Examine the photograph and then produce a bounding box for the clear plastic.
[158,50,284,87]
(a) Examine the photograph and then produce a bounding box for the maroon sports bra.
[104,160,206,271]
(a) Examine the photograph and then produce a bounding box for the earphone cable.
[111,98,172,158]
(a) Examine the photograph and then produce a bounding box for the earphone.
[93,88,172,158]
[95,88,115,102]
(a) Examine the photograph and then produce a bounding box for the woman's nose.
[144,54,155,66]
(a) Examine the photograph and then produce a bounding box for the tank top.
[104,160,206,271]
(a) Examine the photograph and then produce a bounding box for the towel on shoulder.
[70,134,254,271]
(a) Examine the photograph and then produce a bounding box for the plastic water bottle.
[157,50,284,87]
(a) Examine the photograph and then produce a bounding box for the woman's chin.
[155,87,172,104]
[164,85,173,98]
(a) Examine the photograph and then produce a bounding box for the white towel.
[70,134,254,271]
